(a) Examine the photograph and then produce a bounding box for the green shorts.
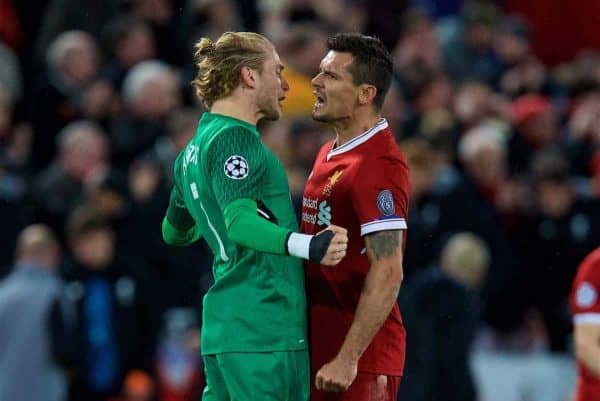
[202,350,310,401]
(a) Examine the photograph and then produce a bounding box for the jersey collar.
[327,118,388,161]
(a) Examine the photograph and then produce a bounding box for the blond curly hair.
[191,32,272,108]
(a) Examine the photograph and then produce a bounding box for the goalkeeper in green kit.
[161,32,348,401]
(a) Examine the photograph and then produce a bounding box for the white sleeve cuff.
[574,313,600,325]
[360,218,407,236]
[287,232,312,260]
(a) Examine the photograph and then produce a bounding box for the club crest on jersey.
[576,282,597,308]
[377,190,395,216]
[224,155,249,180]
[323,170,343,197]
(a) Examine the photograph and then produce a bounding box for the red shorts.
[311,372,401,401]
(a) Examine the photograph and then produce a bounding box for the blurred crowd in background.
[1,0,600,400]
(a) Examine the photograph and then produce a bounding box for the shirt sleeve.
[206,127,267,211]
[570,259,600,325]
[162,185,200,246]
[350,156,410,236]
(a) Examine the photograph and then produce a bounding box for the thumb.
[326,224,347,235]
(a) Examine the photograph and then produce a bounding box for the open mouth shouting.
[314,92,326,110]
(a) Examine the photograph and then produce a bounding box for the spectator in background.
[131,0,188,66]
[100,14,156,92]
[0,81,32,272]
[0,41,23,103]
[399,232,489,401]
[453,81,508,131]
[457,124,528,333]
[144,107,199,187]
[493,16,553,99]
[439,0,503,85]
[33,120,109,234]
[508,93,560,175]
[565,90,600,195]
[493,15,531,70]
[110,60,179,168]
[402,138,484,278]
[61,206,161,401]
[33,0,126,64]
[517,149,600,352]
[0,224,67,401]
[401,67,453,140]
[29,30,101,170]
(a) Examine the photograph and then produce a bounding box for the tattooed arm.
[315,230,404,392]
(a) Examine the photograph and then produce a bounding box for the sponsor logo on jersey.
[323,170,343,197]
[317,200,332,226]
[377,189,395,216]
[302,196,318,210]
[577,282,598,308]
[224,155,249,179]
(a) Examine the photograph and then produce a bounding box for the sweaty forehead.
[320,51,354,73]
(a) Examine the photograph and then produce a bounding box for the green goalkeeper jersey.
[167,112,307,354]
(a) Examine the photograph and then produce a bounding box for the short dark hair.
[326,33,393,110]
[67,206,110,240]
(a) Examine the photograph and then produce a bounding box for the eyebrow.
[322,67,339,78]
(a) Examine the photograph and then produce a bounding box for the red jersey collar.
[327,118,388,161]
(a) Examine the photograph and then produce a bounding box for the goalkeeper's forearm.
[162,217,199,246]
[162,187,200,246]
[224,198,334,262]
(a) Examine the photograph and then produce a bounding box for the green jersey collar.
[202,112,259,136]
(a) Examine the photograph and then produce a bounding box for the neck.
[332,109,381,146]
[210,91,260,126]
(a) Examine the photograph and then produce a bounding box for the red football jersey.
[570,247,600,401]
[301,119,410,376]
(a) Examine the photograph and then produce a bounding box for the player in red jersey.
[570,247,600,401]
[301,33,410,401]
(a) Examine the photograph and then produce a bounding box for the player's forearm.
[162,217,198,246]
[224,198,291,254]
[338,260,403,363]
[162,187,199,246]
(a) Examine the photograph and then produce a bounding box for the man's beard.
[311,109,342,123]
[257,96,280,121]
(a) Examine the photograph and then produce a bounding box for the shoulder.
[357,134,410,185]
[208,125,259,146]
[204,126,264,161]
[577,248,600,283]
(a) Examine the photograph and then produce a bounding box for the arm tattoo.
[365,230,402,261]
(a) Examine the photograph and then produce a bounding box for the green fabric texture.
[223,198,291,255]
[163,112,307,355]
[202,350,310,401]
[166,186,195,230]
[161,217,197,246]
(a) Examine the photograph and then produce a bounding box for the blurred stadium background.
[1,0,600,400]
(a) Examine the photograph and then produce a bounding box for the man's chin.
[259,109,281,122]
[311,110,332,122]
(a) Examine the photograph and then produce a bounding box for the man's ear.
[241,66,257,89]
[358,84,377,106]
